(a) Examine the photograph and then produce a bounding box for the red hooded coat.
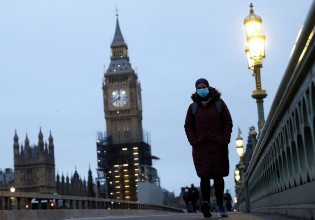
[184,87,233,178]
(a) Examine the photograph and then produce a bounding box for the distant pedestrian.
[183,187,193,212]
[189,184,199,212]
[224,189,233,211]
[184,78,233,218]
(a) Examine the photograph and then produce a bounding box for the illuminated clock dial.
[111,89,128,107]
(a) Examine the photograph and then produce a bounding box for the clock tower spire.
[110,13,129,61]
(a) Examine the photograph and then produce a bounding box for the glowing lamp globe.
[235,175,241,182]
[244,3,262,38]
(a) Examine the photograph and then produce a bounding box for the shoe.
[218,206,228,217]
[200,201,212,218]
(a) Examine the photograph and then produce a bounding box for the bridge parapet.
[0,191,182,219]
[238,2,315,219]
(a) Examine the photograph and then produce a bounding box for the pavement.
[67,211,299,220]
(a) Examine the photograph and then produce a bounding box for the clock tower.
[102,15,143,144]
[97,14,156,202]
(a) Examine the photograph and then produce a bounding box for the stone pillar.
[0,197,5,210]
[5,197,9,210]
[16,197,20,210]
[73,200,77,209]
[84,200,88,209]
[78,200,82,209]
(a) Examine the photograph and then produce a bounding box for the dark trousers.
[200,177,224,207]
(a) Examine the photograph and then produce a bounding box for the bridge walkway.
[68,212,299,220]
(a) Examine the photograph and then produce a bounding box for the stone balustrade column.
[84,200,88,209]
[0,197,5,210]
[78,200,83,209]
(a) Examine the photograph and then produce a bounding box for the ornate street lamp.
[244,3,267,132]
[10,187,15,193]
[236,133,245,169]
[236,136,244,157]
[10,186,16,209]
[235,169,241,182]
[236,135,244,156]
[234,166,241,210]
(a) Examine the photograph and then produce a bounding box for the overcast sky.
[0,0,313,201]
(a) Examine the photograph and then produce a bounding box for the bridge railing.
[0,191,182,213]
[238,1,315,219]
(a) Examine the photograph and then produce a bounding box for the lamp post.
[244,3,267,132]
[236,134,245,169]
[10,186,16,210]
[234,166,241,210]
[236,131,245,204]
[235,169,241,183]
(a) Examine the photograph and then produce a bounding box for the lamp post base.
[252,91,267,132]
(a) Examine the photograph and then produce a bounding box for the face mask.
[197,88,209,98]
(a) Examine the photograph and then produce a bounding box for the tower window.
[26,169,33,182]
[113,50,123,58]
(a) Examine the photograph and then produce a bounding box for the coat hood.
[191,87,221,103]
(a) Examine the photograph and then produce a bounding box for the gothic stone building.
[55,168,94,197]
[12,129,96,197]
[13,129,56,193]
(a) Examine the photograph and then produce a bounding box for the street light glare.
[236,147,244,158]
[248,32,266,60]
[235,169,240,176]
[236,138,243,147]
[244,21,262,37]
[245,46,255,69]
[235,175,241,182]
[244,3,263,38]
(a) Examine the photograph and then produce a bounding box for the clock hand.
[114,96,121,102]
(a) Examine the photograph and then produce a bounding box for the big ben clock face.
[111,89,128,107]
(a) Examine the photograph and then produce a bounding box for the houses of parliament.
[0,129,94,197]
[0,12,162,205]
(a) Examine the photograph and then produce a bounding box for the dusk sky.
[0,0,313,201]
